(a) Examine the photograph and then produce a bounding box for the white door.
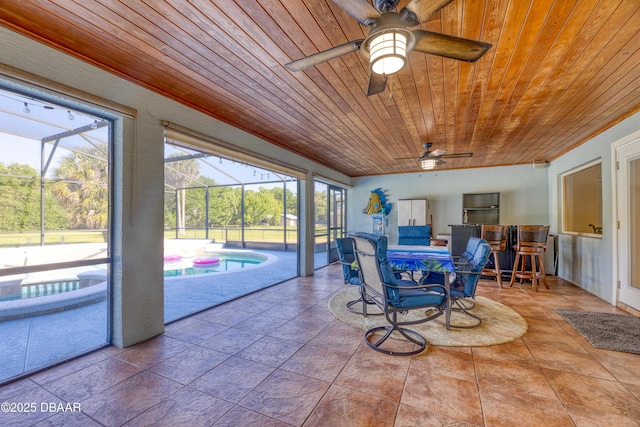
[397,199,428,226]
[411,199,428,226]
[617,138,640,311]
[397,200,413,226]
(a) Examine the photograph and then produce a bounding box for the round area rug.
[328,287,527,347]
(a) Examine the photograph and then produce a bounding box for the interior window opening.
[561,161,603,236]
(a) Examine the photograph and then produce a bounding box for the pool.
[163,252,270,277]
[0,280,82,302]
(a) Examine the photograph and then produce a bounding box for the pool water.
[0,280,82,301]
[0,254,268,300]
[164,254,264,277]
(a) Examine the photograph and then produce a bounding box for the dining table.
[386,244,456,330]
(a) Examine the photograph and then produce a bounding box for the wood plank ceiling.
[1,0,639,177]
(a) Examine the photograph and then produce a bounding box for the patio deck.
[0,249,322,385]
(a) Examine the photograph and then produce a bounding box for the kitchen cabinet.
[397,199,429,226]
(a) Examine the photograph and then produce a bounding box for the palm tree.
[51,143,109,237]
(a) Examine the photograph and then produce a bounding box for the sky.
[0,88,297,191]
[0,133,41,168]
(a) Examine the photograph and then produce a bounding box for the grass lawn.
[0,226,330,247]
[0,230,107,247]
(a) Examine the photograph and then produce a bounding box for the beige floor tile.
[239,369,330,426]
[545,369,640,420]
[304,384,397,426]
[335,344,410,401]
[528,344,616,380]
[3,272,640,426]
[480,392,575,427]
[402,368,483,425]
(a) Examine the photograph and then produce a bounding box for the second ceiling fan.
[406,143,473,169]
[286,0,492,96]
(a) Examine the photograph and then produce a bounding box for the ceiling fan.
[285,0,492,96]
[408,142,473,169]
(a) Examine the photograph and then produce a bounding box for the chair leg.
[537,254,549,289]
[494,252,503,288]
[509,253,520,287]
[364,313,427,356]
[519,254,528,284]
[346,286,383,316]
[531,254,538,292]
[538,255,550,289]
[364,309,444,356]
[434,298,481,328]
[346,285,365,315]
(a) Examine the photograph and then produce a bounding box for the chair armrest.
[338,260,358,270]
[384,280,449,297]
[416,276,450,297]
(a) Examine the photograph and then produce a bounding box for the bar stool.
[481,225,508,287]
[509,225,550,291]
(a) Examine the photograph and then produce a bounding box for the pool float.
[163,254,182,262]
[193,257,220,265]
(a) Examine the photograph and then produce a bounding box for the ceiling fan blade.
[401,0,454,24]
[412,30,492,62]
[285,40,364,72]
[438,152,473,158]
[331,0,381,26]
[367,72,387,96]
[395,157,423,161]
[430,148,447,157]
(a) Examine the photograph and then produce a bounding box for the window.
[0,86,112,383]
[313,181,347,269]
[561,161,602,235]
[162,140,300,323]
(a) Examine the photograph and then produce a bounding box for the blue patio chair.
[397,225,432,280]
[336,237,379,316]
[455,236,484,265]
[397,225,431,246]
[423,240,491,328]
[350,233,448,356]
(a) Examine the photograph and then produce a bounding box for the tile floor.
[0,249,302,383]
[1,264,639,426]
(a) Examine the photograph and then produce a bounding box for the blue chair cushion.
[336,238,361,285]
[392,287,446,308]
[349,232,448,309]
[423,272,466,297]
[398,225,431,246]
[424,241,491,298]
[345,272,361,285]
[458,236,484,264]
[351,232,412,304]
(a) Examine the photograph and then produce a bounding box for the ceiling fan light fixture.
[369,31,407,75]
[421,159,438,170]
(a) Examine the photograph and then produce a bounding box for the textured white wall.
[549,111,640,304]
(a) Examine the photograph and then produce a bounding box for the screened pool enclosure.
[0,86,112,384]
[162,138,302,322]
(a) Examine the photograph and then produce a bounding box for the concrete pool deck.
[0,249,324,384]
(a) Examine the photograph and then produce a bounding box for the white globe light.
[369,32,407,75]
